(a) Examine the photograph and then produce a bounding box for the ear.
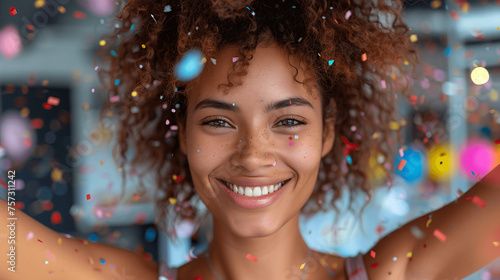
[321,98,336,158]
[178,119,187,156]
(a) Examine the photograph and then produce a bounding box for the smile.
[219,178,292,197]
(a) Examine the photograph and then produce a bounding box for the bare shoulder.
[309,250,347,280]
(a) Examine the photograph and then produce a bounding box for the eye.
[200,116,307,129]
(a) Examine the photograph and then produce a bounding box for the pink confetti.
[246,253,258,262]
[370,250,376,258]
[380,80,386,89]
[361,53,367,62]
[397,159,407,171]
[345,10,352,20]
[46,250,55,260]
[109,95,120,103]
[47,96,60,106]
[232,57,239,63]
[290,142,293,146]
[26,231,33,240]
[472,195,486,208]
[399,148,404,157]
[433,229,447,242]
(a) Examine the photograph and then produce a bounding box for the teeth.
[224,181,285,197]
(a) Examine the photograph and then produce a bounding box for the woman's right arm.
[1,198,158,280]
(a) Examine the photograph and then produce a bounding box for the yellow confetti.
[430,0,442,8]
[83,240,89,245]
[389,121,400,130]
[99,40,106,46]
[410,34,418,43]
[494,241,499,247]
[426,218,432,228]
[141,44,146,48]
[201,57,207,63]
[404,60,409,66]
[471,66,489,85]
[58,6,66,13]
[320,259,327,266]
[82,103,90,110]
[406,252,412,258]
[34,0,46,8]
[169,198,177,205]
[131,91,138,97]
[57,238,62,245]
[118,167,123,172]
[300,262,305,269]
[51,168,62,182]
[100,161,103,165]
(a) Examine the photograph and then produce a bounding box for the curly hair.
[95,0,418,240]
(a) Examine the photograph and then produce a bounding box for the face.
[178,42,335,238]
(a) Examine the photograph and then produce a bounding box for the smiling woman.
[94,0,421,279]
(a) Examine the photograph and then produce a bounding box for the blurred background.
[0,0,499,279]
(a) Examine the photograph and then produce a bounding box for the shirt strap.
[345,253,369,280]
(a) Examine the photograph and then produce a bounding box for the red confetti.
[495,139,500,145]
[370,263,379,268]
[86,194,91,200]
[37,239,43,243]
[397,159,407,171]
[47,96,60,106]
[472,195,486,208]
[27,24,35,31]
[193,276,203,280]
[370,250,376,258]
[73,11,86,19]
[43,102,52,110]
[51,211,62,224]
[341,136,360,156]
[289,99,292,105]
[246,253,258,262]
[433,229,447,242]
[174,174,183,183]
[349,268,362,278]
[31,118,43,129]
[9,7,17,16]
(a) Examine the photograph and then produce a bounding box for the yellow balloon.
[428,143,456,182]
[471,67,489,85]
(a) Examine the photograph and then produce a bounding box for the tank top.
[159,252,369,280]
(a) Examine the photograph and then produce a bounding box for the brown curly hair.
[95,0,418,240]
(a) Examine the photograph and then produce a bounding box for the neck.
[206,213,310,280]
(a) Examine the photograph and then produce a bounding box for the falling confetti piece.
[46,250,55,260]
[410,226,424,239]
[380,80,386,89]
[86,194,91,200]
[9,7,17,16]
[164,5,172,12]
[232,57,239,63]
[57,238,62,245]
[47,96,60,106]
[410,34,418,43]
[27,232,34,240]
[370,250,376,258]
[37,239,44,243]
[472,195,486,208]
[397,159,407,171]
[300,262,305,269]
[370,263,379,268]
[51,211,62,224]
[433,229,447,242]
[246,253,258,262]
[109,95,120,103]
[168,198,177,205]
[73,11,86,19]
[361,53,367,61]
[345,10,352,20]
[493,241,499,246]
[426,218,432,228]
[406,252,412,258]
[328,59,334,65]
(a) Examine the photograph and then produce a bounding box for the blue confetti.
[328,59,334,66]
[346,155,352,165]
[89,233,98,242]
[444,47,452,57]
[110,50,117,57]
[174,49,205,82]
[130,24,134,31]
[114,79,121,86]
[145,227,156,242]
[100,258,106,264]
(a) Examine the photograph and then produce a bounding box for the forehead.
[187,43,320,105]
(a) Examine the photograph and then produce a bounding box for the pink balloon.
[0,25,22,60]
[459,138,497,181]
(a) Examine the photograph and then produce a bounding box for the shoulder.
[308,250,348,280]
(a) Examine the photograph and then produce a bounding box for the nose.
[230,129,276,172]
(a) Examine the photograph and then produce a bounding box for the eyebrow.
[193,97,314,113]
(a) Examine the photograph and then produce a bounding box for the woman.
[1,0,499,279]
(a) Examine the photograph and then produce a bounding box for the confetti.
[232,57,239,63]
[27,232,34,240]
[150,14,157,23]
[211,58,217,65]
[99,40,106,46]
[397,159,407,171]
[168,198,177,205]
[361,53,367,61]
[164,5,172,12]
[370,250,376,258]
[410,226,424,239]
[57,238,62,245]
[406,252,412,258]
[426,218,432,228]
[86,194,91,200]
[246,253,258,262]
[9,7,17,16]
[328,59,334,65]
[493,241,499,247]
[433,229,447,242]
[472,195,486,208]
[109,95,120,103]
[410,34,418,43]
[47,96,60,106]
[345,10,352,20]
[380,80,386,89]
[370,263,379,268]
[46,250,55,260]
[73,11,86,19]
[300,262,305,269]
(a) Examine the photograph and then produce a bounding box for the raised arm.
[0,198,158,280]
[362,163,500,280]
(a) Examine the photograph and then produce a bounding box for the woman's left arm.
[363,163,500,280]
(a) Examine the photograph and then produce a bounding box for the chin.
[226,214,284,238]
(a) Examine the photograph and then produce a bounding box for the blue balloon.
[174,49,205,82]
[394,149,423,183]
